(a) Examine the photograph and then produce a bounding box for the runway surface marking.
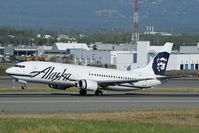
[0,101,199,103]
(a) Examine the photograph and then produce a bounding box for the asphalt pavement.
[0,92,198,114]
[0,78,199,114]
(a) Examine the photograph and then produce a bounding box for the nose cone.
[5,67,13,75]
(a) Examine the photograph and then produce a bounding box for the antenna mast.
[131,0,139,47]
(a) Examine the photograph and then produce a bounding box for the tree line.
[0,27,199,50]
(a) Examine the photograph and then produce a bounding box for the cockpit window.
[14,65,25,68]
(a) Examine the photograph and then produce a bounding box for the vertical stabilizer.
[135,42,173,75]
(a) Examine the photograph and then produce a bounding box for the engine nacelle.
[78,80,98,91]
[48,84,72,90]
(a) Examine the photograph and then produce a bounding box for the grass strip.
[0,109,199,133]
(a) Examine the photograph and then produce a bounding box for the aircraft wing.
[97,78,153,87]
[97,75,191,87]
[156,75,192,80]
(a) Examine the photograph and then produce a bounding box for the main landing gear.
[21,84,27,90]
[79,89,87,96]
[95,90,103,96]
[79,89,103,96]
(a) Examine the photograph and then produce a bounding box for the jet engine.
[78,79,98,91]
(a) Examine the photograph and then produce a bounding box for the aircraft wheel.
[79,89,87,96]
[21,85,26,90]
[21,86,24,90]
[95,90,103,96]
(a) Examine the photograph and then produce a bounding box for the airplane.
[6,42,173,96]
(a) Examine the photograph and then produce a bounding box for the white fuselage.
[6,61,165,91]
[6,43,173,94]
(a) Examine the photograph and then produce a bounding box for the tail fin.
[136,42,173,76]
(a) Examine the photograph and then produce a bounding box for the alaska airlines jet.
[6,43,173,96]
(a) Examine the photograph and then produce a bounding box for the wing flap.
[98,78,153,87]
[157,75,192,80]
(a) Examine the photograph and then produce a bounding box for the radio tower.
[132,0,139,47]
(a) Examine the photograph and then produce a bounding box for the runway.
[0,92,199,114]
[0,78,199,114]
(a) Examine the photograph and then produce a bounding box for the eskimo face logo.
[152,52,170,75]
[157,57,167,72]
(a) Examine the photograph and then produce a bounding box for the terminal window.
[185,64,189,70]
[191,64,195,70]
[133,53,137,63]
[180,64,184,70]
[195,64,198,70]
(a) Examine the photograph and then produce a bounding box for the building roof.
[180,46,199,54]
[53,42,89,51]
[37,46,52,51]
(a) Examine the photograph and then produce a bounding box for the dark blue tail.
[152,52,170,75]
[135,42,173,76]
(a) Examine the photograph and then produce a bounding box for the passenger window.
[14,65,25,68]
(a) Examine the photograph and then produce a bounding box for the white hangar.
[117,41,199,71]
[69,41,199,71]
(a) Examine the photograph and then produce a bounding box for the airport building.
[2,42,89,57]
[0,46,4,55]
[45,42,89,55]
[4,46,37,56]
[1,41,199,71]
[70,41,159,70]
[117,41,199,71]
[70,49,134,65]
[37,46,52,55]
[92,42,132,51]
[70,41,199,71]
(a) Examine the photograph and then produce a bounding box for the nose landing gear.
[17,79,27,90]
[21,84,27,90]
